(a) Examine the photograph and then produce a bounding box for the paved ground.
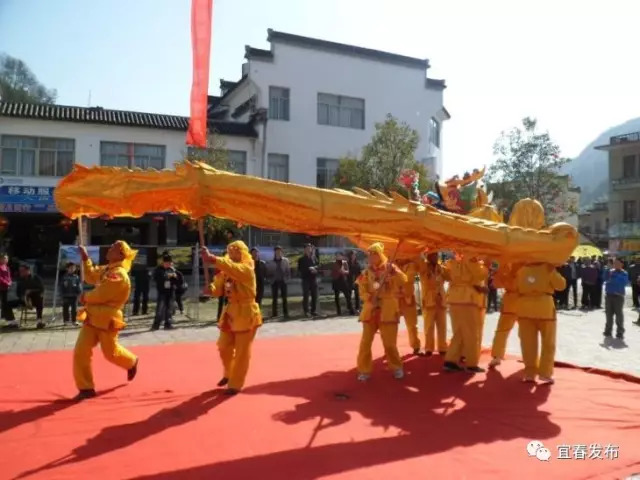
[1,303,639,377]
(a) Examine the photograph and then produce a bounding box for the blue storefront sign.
[0,185,56,213]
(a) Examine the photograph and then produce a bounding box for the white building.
[0,29,449,260]
[0,102,257,264]
[214,29,449,186]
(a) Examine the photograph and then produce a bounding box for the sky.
[2,0,640,177]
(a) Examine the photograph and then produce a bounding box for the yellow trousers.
[424,307,447,352]
[218,329,257,390]
[357,322,402,374]
[518,318,556,378]
[401,303,420,351]
[491,312,517,359]
[445,305,482,367]
[73,324,137,391]
[477,308,486,353]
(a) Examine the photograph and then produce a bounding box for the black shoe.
[164,324,175,330]
[425,351,433,357]
[466,366,486,373]
[151,325,160,331]
[616,334,624,340]
[603,332,612,338]
[217,377,229,387]
[127,359,139,382]
[443,361,464,372]
[224,388,239,396]
[73,389,97,401]
[413,348,424,356]
[36,321,45,329]
[438,351,446,356]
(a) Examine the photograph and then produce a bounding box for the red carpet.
[1,333,640,480]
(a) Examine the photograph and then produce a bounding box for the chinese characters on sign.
[557,443,619,461]
[527,440,620,462]
[0,185,56,213]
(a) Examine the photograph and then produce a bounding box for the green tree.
[179,132,243,243]
[487,117,571,217]
[334,114,429,197]
[0,54,57,104]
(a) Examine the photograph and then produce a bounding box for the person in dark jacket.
[298,244,319,317]
[628,258,639,309]
[346,250,362,312]
[60,262,82,325]
[331,252,354,316]
[152,253,180,330]
[251,247,267,306]
[557,261,572,309]
[131,263,151,316]
[487,264,499,313]
[580,259,598,309]
[4,264,45,329]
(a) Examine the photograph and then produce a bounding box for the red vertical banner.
[186,0,213,148]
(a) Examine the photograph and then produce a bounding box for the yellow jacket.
[417,259,446,309]
[442,258,487,308]
[209,256,262,332]
[397,262,417,307]
[356,263,407,323]
[493,264,519,314]
[515,264,566,320]
[81,259,131,331]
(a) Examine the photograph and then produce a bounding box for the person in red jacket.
[0,254,12,324]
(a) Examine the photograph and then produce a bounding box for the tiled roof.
[0,102,258,137]
[245,46,274,60]
[426,78,446,90]
[266,29,430,69]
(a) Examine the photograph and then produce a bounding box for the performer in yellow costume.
[510,199,566,384]
[356,242,407,381]
[442,253,488,373]
[488,263,520,368]
[73,241,139,400]
[396,259,421,355]
[201,241,262,395]
[418,252,447,356]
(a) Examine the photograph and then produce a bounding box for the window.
[228,150,247,174]
[317,93,365,129]
[623,200,637,223]
[0,135,74,177]
[100,142,165,169]
[316,158,339,188]
[269,87,290,121]
[623,155,637,178]
[267,154,289,182]
[429,117,441,148]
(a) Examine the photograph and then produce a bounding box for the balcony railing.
[611,176,640,189]
[611,131,640,145]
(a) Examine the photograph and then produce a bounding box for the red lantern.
[0,216,8,233]
[60,218,72,231]
[153,215,164,222]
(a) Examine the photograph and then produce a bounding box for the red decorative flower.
[397,169,419,189]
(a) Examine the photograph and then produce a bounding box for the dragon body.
[54,162,577,264]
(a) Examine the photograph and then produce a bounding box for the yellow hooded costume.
[396,260,421,353]
[489,199,543,366]
[73,240,139,393]
[207,240,262,392]
[418,253,447,355]
[510,199,566,382]
[355,242,408,380]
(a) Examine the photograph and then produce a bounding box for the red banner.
[186,0,213,148]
